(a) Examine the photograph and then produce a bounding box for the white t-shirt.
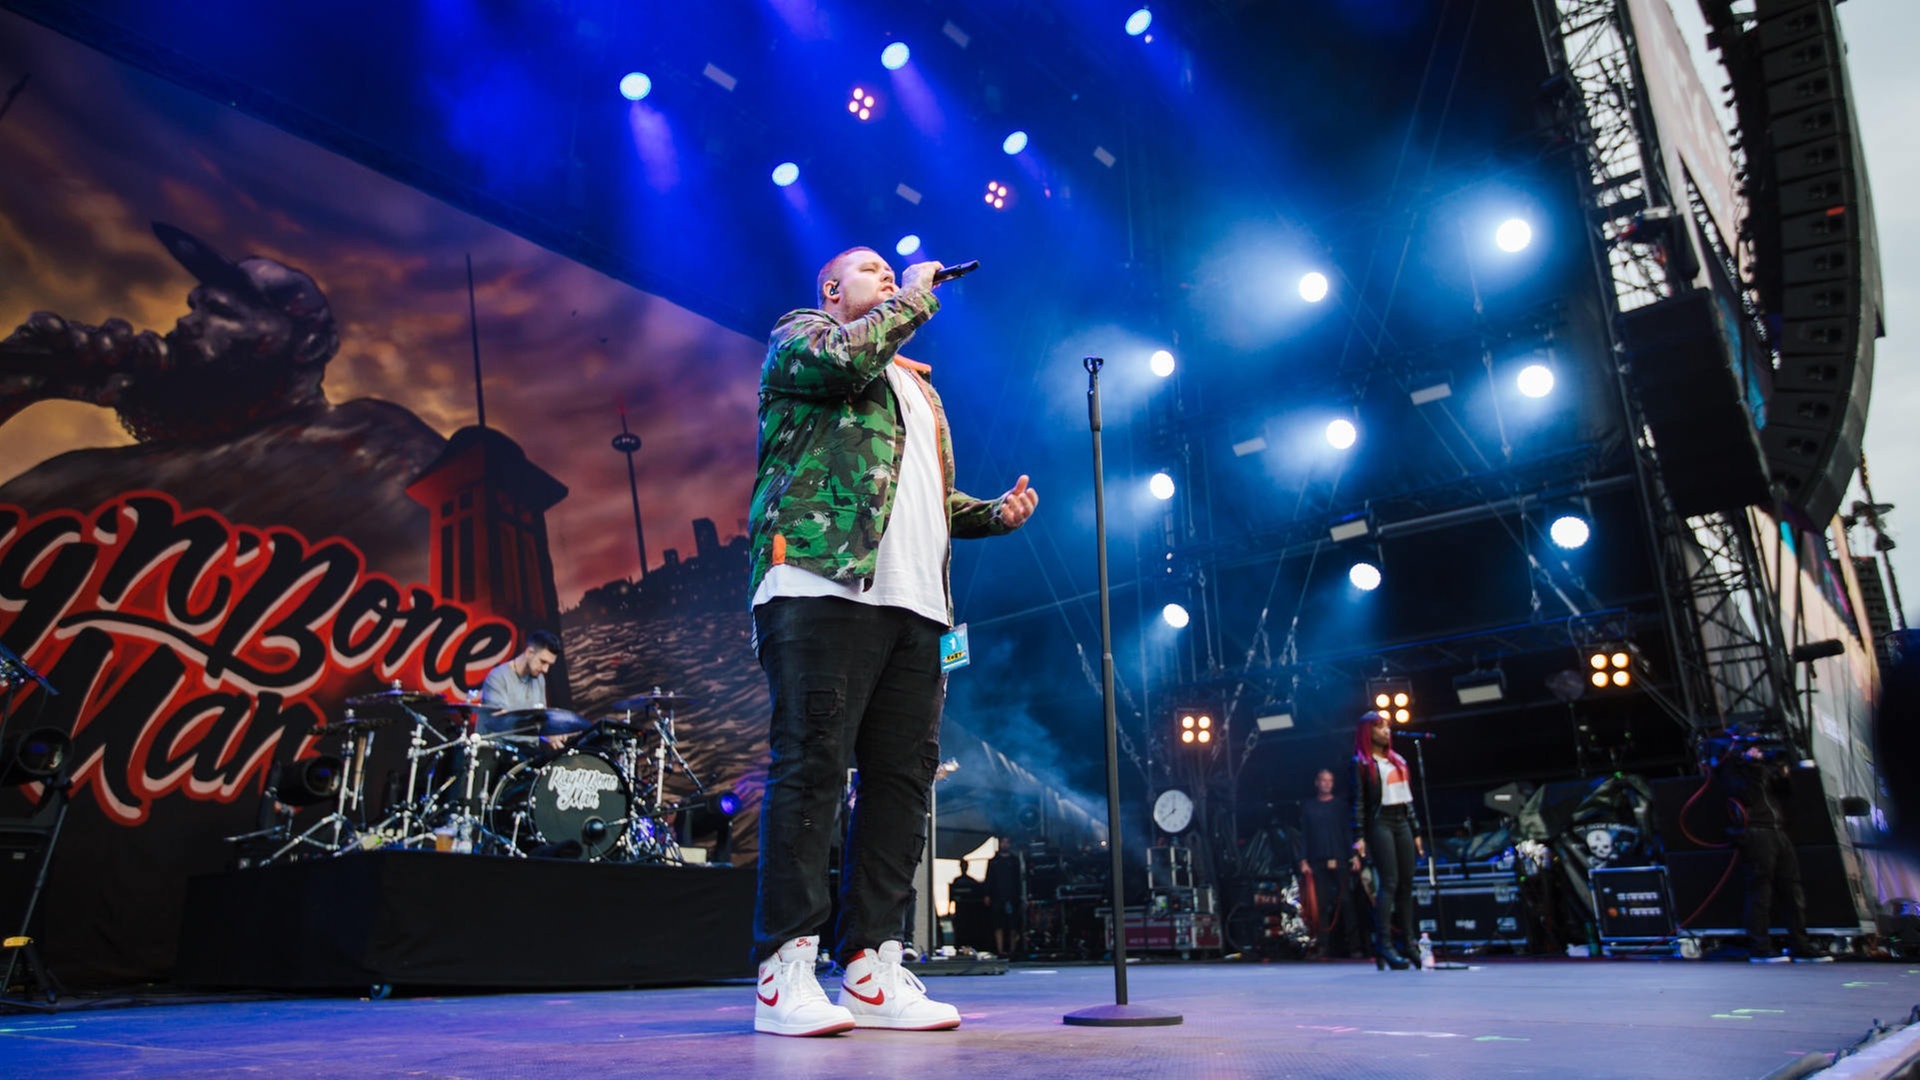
[752,362,950,626]
[1377,756,1413,807]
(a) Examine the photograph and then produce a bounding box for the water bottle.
[1418,932,1436,969]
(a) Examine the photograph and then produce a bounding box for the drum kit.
[247,684,715,865]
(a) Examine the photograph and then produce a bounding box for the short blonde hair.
[817,246,877,305]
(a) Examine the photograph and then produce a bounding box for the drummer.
[478,630,570,748]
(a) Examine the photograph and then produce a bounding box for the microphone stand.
[1406,735,1462,968]
[1064,356,1180,1028]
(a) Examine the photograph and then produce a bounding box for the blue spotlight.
[1126,8,1153,36]
[771,162,799,187]
[1495,218,1533,253]
[896,234,921,257]
[1149,349,1175,378]
[1349,561,1382,591]
[1550,515,1591,550]
[1298,271,1329,303]
[1149,472,1176,500]
[717,792,741,815]
[1002,130,1029,155]
[619,72,652,101]
[1325,418,1357,450]
[1161,602,1190,629]
[881,42,911,70]
[1516,363,1555,398]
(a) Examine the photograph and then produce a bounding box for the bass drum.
[488,748,631,860]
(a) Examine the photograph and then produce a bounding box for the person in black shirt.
[947,858,990,951]
[1718,742,1831,963]
[1296,768,1362,958]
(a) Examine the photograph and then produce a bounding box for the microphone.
[931,260,980,285]
[1393,730,1436,740]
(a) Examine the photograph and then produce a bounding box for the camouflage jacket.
[747,287,1013,621]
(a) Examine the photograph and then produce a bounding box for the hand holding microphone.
[902,259,981,294]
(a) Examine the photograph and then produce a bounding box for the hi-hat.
[610,692,699,711]
[346,687,442,708]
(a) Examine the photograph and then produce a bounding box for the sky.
[1835,0,1920,630]
[1670,0,1920,629]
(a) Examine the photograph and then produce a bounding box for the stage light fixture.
[1585,644,1634,689]
[1517,363,1555,398]
[275,755,345,807]
[1495,217,1533,253]
[848,87,877,121]
[1003,131,1029,155]
[1126,8,1153,36]
[1348,561,1381,591]
[1161,602,1191,629]
[1325,418,1357,450]
[1254,704,1296,732]
[896,234,921,257]
[1452,669,1507,705]
[1177,712,1213,747]
[1328,510,1373,543]
[1409,376,1452,405]
[1148,472,1176,500]
[984,181,1009,209]
[771,162,799,187]
[0,727,72,787]
[1149,349,1176,377]
[881,42,911,70]
[1367,678,1414,724]
[619,72,652,101]
[1298,271,1329,303]
[1232,434,1268,457]
[1549,514,1590,550]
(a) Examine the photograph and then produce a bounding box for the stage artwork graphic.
[0,11,770,989]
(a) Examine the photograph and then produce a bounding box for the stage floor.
[6,957,1919,1079]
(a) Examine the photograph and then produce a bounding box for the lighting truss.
[1544,0,1673,312]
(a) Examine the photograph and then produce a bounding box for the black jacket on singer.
[1350,754,1421,843]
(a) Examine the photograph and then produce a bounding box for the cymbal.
[610,692,699,711]
[346,687,443,708]
[482,707,593,737]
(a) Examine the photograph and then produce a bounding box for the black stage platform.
[174,851,754,991]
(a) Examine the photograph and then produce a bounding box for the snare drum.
[488,748,632,860]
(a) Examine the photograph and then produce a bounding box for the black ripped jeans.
[751,596,946,964]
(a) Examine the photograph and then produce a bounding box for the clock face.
[1153,789,1193,834]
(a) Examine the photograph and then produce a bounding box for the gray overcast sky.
[1838,0,1920,630]
[1672,0,1917,628]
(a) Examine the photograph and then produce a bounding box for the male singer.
[746,247,1037,1036]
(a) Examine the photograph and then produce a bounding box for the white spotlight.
[881,42,911,70]
[1161,602,1190,629]
[1516,363,1555,398]
[1348,562,1382,591]
[1495,218,1533,253]
[1149,349,1176,378]
[1002,130,1029,155]
[896,234,921,257]
[1298,271,1329,303]
[1148,472,1176,500]
[619,72,652,101]
[1126,8,1153,36]
[1550,515,1591,550]
[1325,418,1357,450]
[771,162,800,187]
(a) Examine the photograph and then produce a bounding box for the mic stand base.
[1063,1003,1185,1027]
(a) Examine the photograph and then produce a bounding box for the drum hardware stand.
[355,703,444,849]
[249,710,379,864]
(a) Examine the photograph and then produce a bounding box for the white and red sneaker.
[755,937,856,1036]
[836,940,962,1030]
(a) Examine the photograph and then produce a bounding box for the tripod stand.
[1,777,71,1011]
